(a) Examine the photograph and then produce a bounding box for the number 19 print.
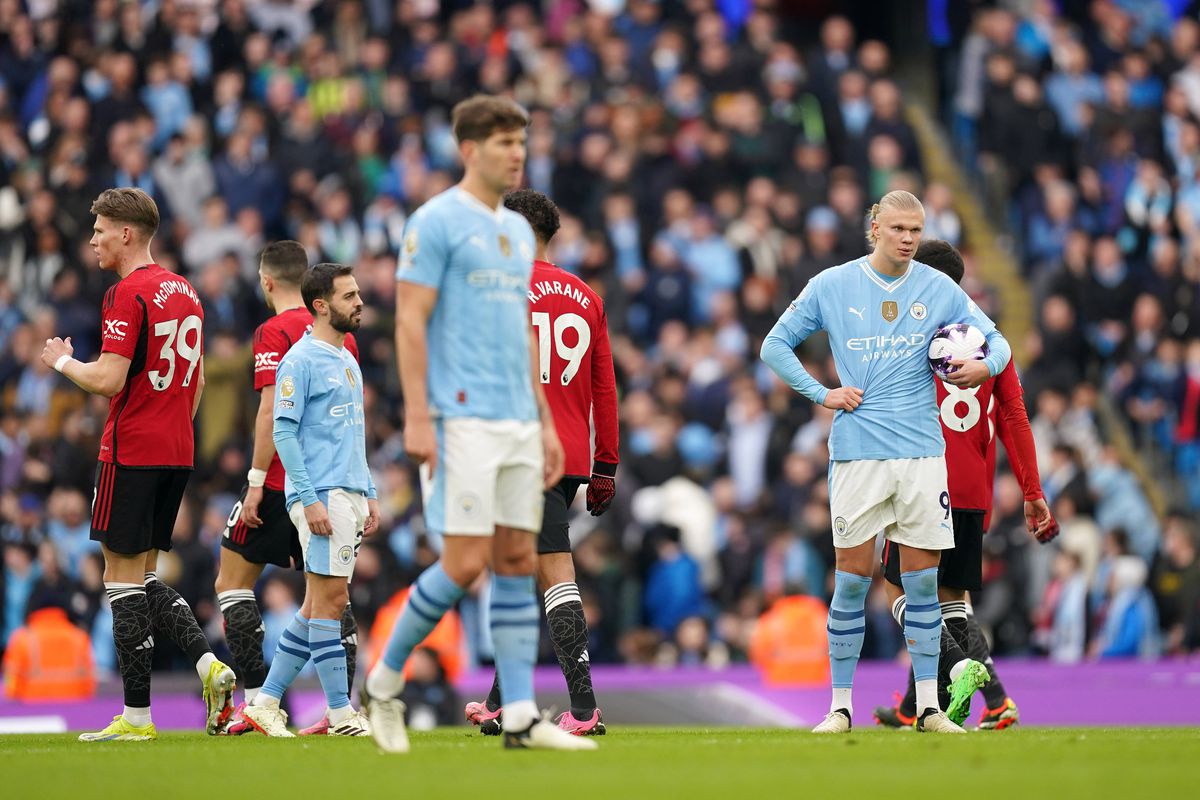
[532,311,592,386]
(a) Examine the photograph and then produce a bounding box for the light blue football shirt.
[761,257,1011,461]
[273,333,375,508]
[396,186,538,422]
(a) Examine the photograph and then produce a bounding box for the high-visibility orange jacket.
[367,588,465,682]
[748,595,831,686]
[3,608,96,701]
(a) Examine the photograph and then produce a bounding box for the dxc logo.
[254,352,280,370]
[104,319,128,338]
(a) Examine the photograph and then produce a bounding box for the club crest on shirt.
[280,376,295,398]
[910,302,927,321]
[881,301,898,322]
[399,229,418,271]
[498,234,511,257]
[345,367,355,389]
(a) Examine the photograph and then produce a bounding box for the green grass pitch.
[2,727,1195,799]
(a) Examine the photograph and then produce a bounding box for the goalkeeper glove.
[586,461,617,516]
[1035,514,1061,544]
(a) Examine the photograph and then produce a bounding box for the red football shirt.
[939,360,1042,527]
[252,306,359,491]
[99,264,204,468]
[528,261,619,479]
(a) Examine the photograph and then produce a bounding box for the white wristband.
[247,468,268,488]
[53,354,71,373]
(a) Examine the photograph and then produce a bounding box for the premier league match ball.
[927,323,989,380]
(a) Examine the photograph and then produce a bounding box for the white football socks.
[915,679,939,714]
[123,706,152,727]
[366,662,405,700]
[196,651,218,682]
[831,687,853,716]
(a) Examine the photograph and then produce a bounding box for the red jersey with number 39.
[939,360,1026,516]
[253,306,359,491]
[99,264,204,468]
[528,260,619,479]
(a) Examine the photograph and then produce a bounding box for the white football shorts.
[828,456,955,550]
[289,488,368,578]
[420,417,544,536]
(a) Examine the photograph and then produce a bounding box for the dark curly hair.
[503,189,560,246]
[915,239,965,286]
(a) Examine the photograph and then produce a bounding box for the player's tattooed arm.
[242,383,276,528]
[41,336,131,397]
[364,498,380,536]
[191,356,205,419]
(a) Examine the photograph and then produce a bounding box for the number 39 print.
[149,314,202,392]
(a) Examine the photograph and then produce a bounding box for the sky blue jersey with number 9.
[760,257,1011,462]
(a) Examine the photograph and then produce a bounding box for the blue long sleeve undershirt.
[760,331,830,406]
[273,417,318,507]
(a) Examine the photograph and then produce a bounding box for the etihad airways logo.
[467,269,527,290]
[467,269,527,303]
[330,401,365,427]
[846,333,926,361]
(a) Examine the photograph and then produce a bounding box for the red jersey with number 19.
[252,306,359,491]
[528,260,619,479]
[98,264,204,468]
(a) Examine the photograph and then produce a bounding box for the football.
[927,323,989,379]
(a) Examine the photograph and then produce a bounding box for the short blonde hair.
[866,190,924,245]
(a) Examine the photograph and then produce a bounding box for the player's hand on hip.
[822,386,863,411]
[40,336,73,370]
[542,424,565,489]
[241,486,265,528]
[586,461,617,516]
[364,498,380,536]
[304,500,333,536]
[403,416,437,476]
[944,359,990,388]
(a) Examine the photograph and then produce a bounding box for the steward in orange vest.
[3,605,96,701]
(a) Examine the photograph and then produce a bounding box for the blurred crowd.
[936,0,1200,661]
[2,0,1199,696]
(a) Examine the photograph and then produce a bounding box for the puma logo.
[848,306,865,319]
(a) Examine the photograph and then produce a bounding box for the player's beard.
[330,307,361,333]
